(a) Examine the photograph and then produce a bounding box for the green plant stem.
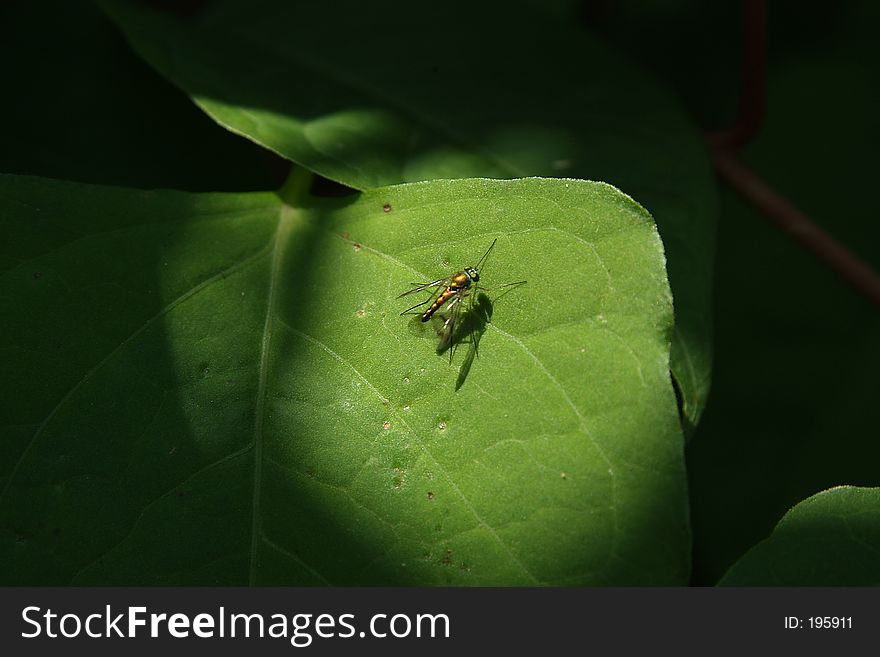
[277,165,314,207]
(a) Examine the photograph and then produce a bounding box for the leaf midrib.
[248,205,293,585]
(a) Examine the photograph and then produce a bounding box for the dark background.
[2,0,878,585]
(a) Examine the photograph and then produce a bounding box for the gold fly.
[397,239,524,359]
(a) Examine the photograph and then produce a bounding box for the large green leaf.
[719,487,880,586]
[99,0,716,430]
[1,173,688,585]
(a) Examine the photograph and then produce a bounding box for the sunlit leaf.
[1,173,688,584]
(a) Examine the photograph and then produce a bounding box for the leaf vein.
[0,241,273,504]
[260,535,333,586]
[485,322,620,566]
[68,443,255,584]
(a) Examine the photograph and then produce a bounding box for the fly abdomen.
[421,287,456,322]
[419,271,472,321]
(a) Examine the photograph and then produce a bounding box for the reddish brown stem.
[708,0,767,150]
[706,0,880,307]
[712,147,880,306]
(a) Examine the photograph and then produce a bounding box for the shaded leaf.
[719,487,880,586]
[1,173,688,585]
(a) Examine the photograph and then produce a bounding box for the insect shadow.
[439,292,493,391]
[407,282,526,390]
[405,293,492,390]
[445,282,526,390]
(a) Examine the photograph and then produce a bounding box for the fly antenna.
[475,238,498,272]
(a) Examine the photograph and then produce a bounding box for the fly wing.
[436,293,464,360]
[399,280,449,316]
[396,275,455,298]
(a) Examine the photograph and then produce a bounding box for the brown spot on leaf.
[382,202,392,213]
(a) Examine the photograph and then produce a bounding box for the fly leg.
[400,285,445,316]
[400,297,432,316]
